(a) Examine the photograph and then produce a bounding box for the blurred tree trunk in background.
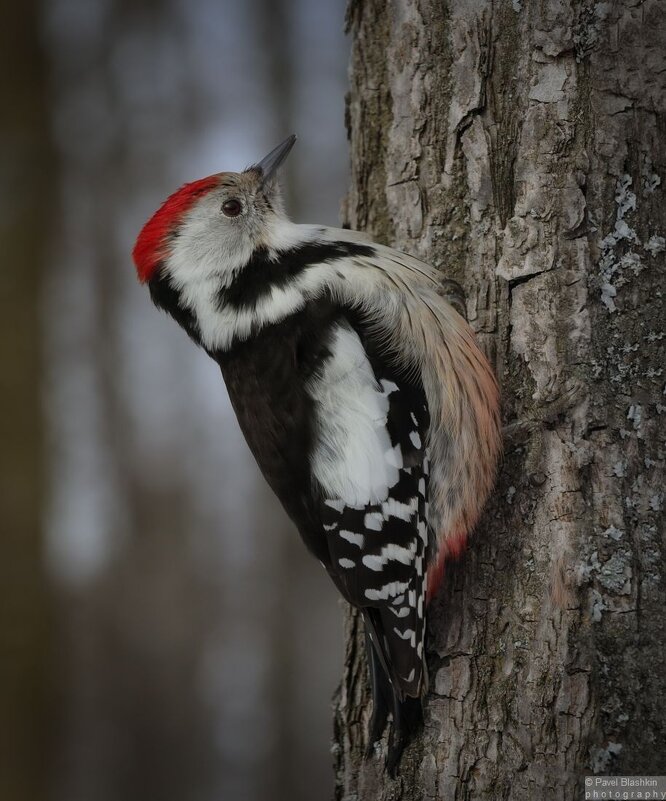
[334,1,665,798]
[0,5,55,801]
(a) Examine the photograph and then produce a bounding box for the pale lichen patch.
[644,234,665,257]
[590,742,623,773]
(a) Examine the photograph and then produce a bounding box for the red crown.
[132,175,219,283]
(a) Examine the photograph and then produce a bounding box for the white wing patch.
[382,497,417,522]
[361,541,418,571]
[365,581,411,601]
[308,323,401,506]
[364,512,384,531]
[339,530,364,548]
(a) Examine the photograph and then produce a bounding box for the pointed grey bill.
[251,134,297,186]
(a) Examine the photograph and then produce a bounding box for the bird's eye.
[222,198,242,217]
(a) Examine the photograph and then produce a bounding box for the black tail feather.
[364,630,391,757]
[386,694,423,777]
[362,612,424,776]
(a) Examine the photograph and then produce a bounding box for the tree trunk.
[334,1,665,798]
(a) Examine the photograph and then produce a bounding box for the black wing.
[214,301,431,698]
[319,325,430,698]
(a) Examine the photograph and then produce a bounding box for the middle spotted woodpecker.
[132,135,501,773]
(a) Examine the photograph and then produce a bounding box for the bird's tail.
[363,610,425,775]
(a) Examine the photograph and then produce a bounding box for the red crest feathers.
[132,175,219,283]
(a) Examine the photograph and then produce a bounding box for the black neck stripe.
[217,240,374,312]
[149,267,202,345]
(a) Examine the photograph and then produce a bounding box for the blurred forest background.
[2,1,349,800]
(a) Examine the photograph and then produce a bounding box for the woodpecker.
[133,136,501,774]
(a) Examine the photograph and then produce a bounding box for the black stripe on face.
[148,267,202,345]
[218,240,375,311]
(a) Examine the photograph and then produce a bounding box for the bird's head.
[132,135,297,285]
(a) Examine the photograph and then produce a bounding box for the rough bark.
[334,1,665,798]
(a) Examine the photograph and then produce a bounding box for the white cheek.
[261,218,316,251]
[168,215,255,285]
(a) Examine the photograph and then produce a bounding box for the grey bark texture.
[334,1,665,799]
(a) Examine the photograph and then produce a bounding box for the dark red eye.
[222,198,242,217]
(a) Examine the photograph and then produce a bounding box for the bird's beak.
[252,134,297,187]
